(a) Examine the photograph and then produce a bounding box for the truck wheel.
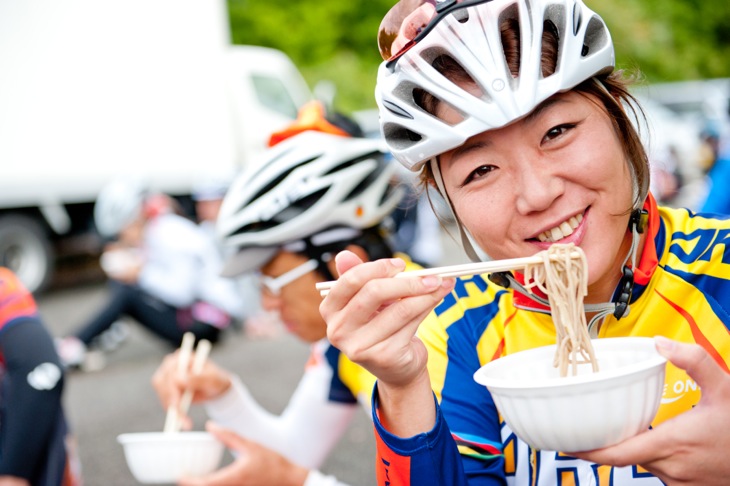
[0,214,54,294]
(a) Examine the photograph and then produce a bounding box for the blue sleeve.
[441,308,506,483]
[371,388,505,485]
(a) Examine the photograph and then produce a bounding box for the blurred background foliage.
[227,0,730,114]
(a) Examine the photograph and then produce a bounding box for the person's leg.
[74,281,140,345]
[123,293,186,346]
[123,294,221,346]
[76,281,184,347]
[187,321,221,345]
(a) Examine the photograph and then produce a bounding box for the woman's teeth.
[537,214,583,242]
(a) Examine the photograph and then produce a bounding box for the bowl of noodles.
[473,336,667,452]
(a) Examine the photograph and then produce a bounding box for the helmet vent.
[249,156,318,205]
[383,122,422,150]
[572,2,582,35]
[453,7,469,23]
[497,5,521,79]
[582,15,609,58]
[323,151,379,177]
[383,99,414,119]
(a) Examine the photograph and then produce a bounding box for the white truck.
[0,0,313,293]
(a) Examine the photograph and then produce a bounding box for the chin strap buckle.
[488,271,511,288]
[613,266,634,319]
[629,209,649,234]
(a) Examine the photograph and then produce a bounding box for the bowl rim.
[117,431,219,445]
[473,336,667,390]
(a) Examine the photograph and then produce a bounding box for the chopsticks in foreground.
[163,332,212,433]
[316,251,582,298]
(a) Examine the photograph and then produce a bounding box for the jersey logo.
[661,377,698,404]
[27,362,62,391]
[669,228,730,264]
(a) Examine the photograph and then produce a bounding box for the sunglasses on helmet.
[378,0,494,68]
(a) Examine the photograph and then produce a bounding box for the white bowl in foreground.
[117,431,225,484]
[473,337,667,452]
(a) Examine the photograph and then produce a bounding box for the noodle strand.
[523,244,598,377]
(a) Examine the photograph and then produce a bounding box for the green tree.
[227,0,730,114]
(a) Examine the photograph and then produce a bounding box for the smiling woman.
[319,0,730,484]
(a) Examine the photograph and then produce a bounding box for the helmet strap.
[430,157,484,263]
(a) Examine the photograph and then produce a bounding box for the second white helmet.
[216,131,404,276]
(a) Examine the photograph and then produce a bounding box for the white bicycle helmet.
[376,0,615,171]
[216,131,404,277]
[94,179,146,238]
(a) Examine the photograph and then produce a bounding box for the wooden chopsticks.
[163,332,212,433]
[315,251,582,297]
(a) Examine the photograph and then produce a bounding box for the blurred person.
[699,123,730,214]
[389,163,445,267]
[192,174,234,241]
[0,267,81,486]
[697,123,721,175]
[55,179,244,370]
[192,172,280,339]
[648,145,681,206]
[152,114,409,485]
[320,0,730,484]
[700,142,730,215]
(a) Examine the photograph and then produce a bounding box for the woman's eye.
[462,165,495,186]
[543,123,575,143]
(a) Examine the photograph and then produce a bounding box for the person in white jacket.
[56,179,245,369]
[152,108,409,486]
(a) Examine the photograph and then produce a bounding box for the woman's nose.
[514,160,565,215]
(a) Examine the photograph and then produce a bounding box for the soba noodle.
[523,243,598,377]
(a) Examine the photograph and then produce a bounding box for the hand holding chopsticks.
[316,251,582,297]
[163,332,212,433]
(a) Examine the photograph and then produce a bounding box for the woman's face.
[437,90,635,297]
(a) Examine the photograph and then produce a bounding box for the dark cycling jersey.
[0,267,80,485]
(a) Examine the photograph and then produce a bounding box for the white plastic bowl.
[473,337,667,452]
[117,431,225,484]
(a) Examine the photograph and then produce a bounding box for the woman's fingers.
[333,249,367,275]
[326,252,406,308]
[325,271,451,346]
[572,338,730,484]
[323,259,454,386]
[655,336,730,397]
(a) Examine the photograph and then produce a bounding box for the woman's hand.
[320,250,454,436]
[178,422,309,486]
[571,336,730,485]
[151,352,233,430]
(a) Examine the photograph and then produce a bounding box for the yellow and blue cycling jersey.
[372,194,730,485]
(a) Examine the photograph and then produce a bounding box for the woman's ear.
[326,245,370,278]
